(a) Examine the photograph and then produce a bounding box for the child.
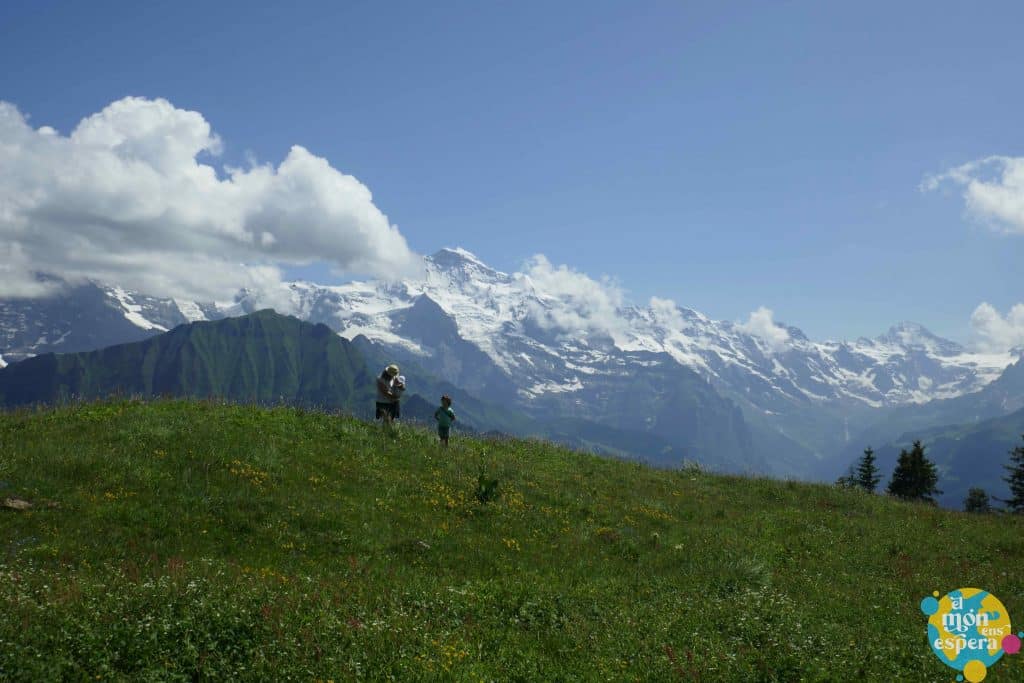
[434,394,456,446]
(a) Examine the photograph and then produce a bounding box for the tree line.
[836,435,1024,513]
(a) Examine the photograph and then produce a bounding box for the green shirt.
[434,406,455,428]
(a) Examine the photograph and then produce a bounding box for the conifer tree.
[886,440,941,503]
[855,447,880,492]
[1001,435,1024,513]
[964,488,991,513]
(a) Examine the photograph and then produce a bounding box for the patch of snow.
[938,351,1015,378]
[337,325,428,356]
[520,376,585,398]
[55,330,70,345]
[109,287,167,331]
[174,300,208,322]
[439,246,488,266]
[564,362,600,375]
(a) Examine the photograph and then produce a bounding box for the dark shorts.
[437,425,450,439]
[376,401,400,420]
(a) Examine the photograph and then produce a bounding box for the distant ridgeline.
[0,310,500,428]
[841,406,1024,509]
[0,311,373,412]
[3,253,1024,501]
[831,357,1024,508]
[0,310,755,475]
[3,309,1021,508]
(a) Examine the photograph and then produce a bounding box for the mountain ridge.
[0,248,1019,473]
[0,310,371,410]
[0,309,767,475]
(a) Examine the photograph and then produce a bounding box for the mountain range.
[1,248,1021,497]
[0,309,751,472]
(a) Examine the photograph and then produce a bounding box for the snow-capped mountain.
[0,280,218,364]
[252,248,1012,409]
[0,247,1017,467]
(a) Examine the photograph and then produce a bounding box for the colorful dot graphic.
[963,660,987,682]
[920,596,939,615]
[921,589,1019,682]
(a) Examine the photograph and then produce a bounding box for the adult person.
[375,363,402,422]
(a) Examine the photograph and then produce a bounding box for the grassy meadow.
[2,399,1023,681]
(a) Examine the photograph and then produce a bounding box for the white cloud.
[0,242,58,297]
[737,306,790,354]
[518,255,626,338]
[970,302,1024,353]
[923,156,1024,234]
[0,97,419,308]
[648,296,684,329]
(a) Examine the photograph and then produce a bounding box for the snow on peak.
[35,249,1010,410]
[875,321,962,356]
[879,321,932,342]
[404,251,1009,405]
[174,299,209,323]
[428,247,492,270]
[107,287,169,332]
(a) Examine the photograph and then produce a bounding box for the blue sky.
[1,1,1021,343]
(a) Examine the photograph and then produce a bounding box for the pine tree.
[886,440,941,503]
[855,447,880,492]
[1001,435,1024,513]
[964,488,991,513]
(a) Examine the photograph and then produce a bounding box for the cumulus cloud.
[970,302,1024,353]
[737,306,790,354]
[0,97,419,308]
[922,156,1024,234]
[518,255,626,338]
[648,296,685,329]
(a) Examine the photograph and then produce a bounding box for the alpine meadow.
[2,2,1024,681]
[3,399,1024,680]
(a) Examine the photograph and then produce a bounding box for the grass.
[1,398,1023,681]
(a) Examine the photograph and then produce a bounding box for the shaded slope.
[847,406,1024,509]
[353,334,759,472]
[827,356,1024,479]
[0,310,372,410]
[351,334,537,435]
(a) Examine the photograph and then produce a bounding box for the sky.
[0,1,1021,347]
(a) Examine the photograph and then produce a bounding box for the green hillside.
[0,310,372,411]
[3,400,1024,681]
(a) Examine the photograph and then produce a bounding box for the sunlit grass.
[1,399,1022,680]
